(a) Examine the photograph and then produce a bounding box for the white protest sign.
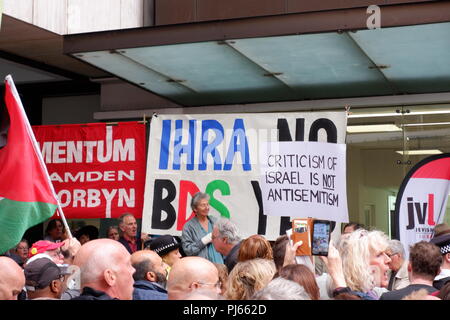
[259,141,348,223]
[142,111,347,240]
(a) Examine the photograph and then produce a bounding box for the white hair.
[214,218,240,244]
[190,192,210,211]
[251,278,310,300]
[388,239,405,258]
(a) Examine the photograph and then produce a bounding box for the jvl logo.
[406,194,436,230]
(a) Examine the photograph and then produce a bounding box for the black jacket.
[224,241,241,273]
[379,284,437,300]
[433,276,450,290]
[118,237,142,254]
[71,287,117,300]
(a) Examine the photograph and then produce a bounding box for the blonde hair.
[213,263,229,295]
[339,229,389,292]
[226,258,276,300]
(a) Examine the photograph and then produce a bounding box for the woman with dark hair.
[44,219,65,242]
[277,264,320,300]
[107,226,120,241]
[342,222,364,234]
[238,235,273,262]
[75,225,99,245]
[181,192,223,263]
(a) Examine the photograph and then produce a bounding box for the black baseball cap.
[24,258,70,291]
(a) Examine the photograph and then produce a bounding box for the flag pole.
[57,206,73,239]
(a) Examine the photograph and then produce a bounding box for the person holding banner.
[181,192,223,264]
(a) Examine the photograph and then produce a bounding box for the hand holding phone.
[283,240,303,266]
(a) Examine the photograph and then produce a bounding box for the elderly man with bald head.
[71,239,135,300]
[0,257,25,300]
[167,256,221,300]
[131,250,168,300]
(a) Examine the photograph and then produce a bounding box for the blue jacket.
[133,280,168,300]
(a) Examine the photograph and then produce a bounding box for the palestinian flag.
[0,75,58,254]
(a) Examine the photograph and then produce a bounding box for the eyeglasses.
[190,280,222,289]
[48,250,64,258]
[386,252,398,258]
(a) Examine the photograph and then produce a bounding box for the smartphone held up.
[291,218,333,256]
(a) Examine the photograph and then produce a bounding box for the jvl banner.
[32,122,146,219]
[395,154,450,257]
[142,112,347,240]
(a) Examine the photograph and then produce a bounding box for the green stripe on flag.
[0,198,57,254]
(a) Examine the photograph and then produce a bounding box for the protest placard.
[259,141,348,222]
[32,122,146,219]
[142,112,347,239]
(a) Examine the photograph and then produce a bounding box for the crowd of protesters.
[1,191,450,301]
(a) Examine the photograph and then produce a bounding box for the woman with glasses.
[14,239,29,266]
[181,192,223,263]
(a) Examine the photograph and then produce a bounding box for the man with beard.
[131,250,168,300]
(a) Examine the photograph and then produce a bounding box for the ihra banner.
[395,154,450,257]
[33,122,146,219]
[142,112,347,240]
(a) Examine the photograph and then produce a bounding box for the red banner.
[32,122,146,219]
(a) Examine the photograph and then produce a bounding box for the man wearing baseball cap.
[28,240,65,265]
[430,223,450,290]
[24,257,70,300]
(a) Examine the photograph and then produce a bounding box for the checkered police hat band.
[154,243,175,254]
[441,244,450,255]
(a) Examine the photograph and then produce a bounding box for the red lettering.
[176,180,200,231]
[428,193,436,226]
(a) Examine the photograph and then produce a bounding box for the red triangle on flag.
[0,75,58,205]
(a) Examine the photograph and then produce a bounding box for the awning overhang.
[63,1,450,107]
